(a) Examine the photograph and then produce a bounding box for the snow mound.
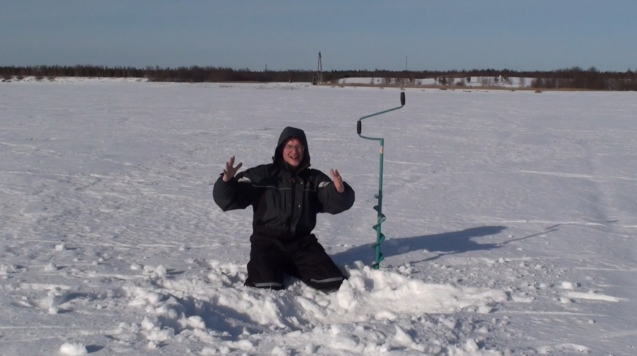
[119,260,506,354]
[60,342,87,355]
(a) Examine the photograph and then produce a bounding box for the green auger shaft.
[372,138,386,269]
[357,92,405,269]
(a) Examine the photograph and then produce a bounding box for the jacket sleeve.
[316,172,355,214]
[212,172,253,211]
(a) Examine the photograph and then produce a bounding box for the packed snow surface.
[0,78,636,355]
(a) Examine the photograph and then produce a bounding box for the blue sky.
[1,0,636,71]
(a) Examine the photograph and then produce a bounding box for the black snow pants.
[244,234,344,293]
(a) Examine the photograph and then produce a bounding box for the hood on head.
[273,126,310,167]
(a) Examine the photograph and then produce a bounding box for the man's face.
[282,138,305,168]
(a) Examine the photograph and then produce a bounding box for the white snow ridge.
[59,341,87,355]
[121,261,507,353]
[1,80,636,354]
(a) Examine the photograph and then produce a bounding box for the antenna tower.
[316,52,323,84]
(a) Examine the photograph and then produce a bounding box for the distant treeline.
[1,65,636,90]
[0,65,313,83]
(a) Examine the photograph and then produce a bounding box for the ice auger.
[356,92,405,269]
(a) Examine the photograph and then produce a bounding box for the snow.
[1,78,636,355]
[59,341,87,355]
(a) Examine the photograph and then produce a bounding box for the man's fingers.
[226,156,242,170]
[331,169,345,193]
[222,156,240,182]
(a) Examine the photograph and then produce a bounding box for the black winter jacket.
[213,127,355,243]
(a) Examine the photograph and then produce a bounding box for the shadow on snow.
[332,226,508,266]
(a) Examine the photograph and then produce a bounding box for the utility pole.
[404,55,408,85]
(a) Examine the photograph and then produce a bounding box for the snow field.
[0,79,636,355]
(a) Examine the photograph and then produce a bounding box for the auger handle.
[357,92,405,135]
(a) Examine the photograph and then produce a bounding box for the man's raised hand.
[330,169,345,193]
[223,156,243,182]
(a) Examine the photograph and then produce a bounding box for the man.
[213,127,355,293]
